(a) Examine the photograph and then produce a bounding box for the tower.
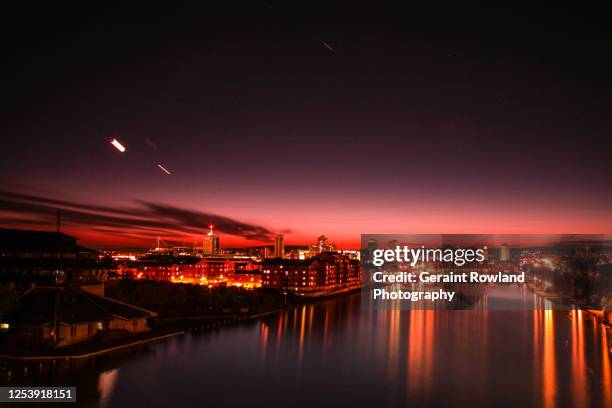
[203,225,220,255]
[274,235,284,258]
[500,244,510,262]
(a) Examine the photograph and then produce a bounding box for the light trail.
[157,164,171,175]
[110,138,126,152]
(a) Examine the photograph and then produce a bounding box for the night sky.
[2,3,611,248]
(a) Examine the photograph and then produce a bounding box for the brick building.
[261,252,361,296]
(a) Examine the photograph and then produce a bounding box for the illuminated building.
[336,249,360,260]
[134,256,262,288]
[274,235,285,258]
[500,244,511,262]
[261,252,361,296]
[285,246,310,260]
[482,246,491,263]
[232,261,263,288]
[203,225,220,255]
[196,257,232,281]
[309,234,335,256]
[366,238,378,261]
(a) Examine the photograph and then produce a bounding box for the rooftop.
[9,287,155,325]
[0,228,96,254]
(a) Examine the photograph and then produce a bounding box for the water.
[2,286,610,407]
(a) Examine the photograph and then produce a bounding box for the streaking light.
[110,138,126,153]
[157,164,171,175]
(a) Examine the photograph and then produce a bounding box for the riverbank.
[0,330,184,361]
[0,287,362,362]
[530,286,612,351]
[9,284,606,362]
[151,285,363,326]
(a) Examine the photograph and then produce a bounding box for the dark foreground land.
[0,281,309,359]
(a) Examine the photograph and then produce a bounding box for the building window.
[96,321,104,331]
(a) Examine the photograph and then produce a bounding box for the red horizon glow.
[1,186,610,250]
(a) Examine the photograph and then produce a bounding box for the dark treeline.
[527,248,612,313]
[105,280,293,317]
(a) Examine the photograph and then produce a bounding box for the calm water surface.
[2,286,611,407]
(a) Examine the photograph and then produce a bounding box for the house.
[6,286,156,348]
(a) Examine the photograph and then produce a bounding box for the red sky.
[1,183,610,249]
[2,4,611,249]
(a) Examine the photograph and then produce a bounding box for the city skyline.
[1,4,611,408]
[1,183,610,249]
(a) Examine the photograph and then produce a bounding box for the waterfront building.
[261,252,361,296]
[5,284,155,348]
[134,256,262,287]
[232,260,263,288]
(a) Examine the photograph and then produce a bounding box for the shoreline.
[528,286,612,351]
[0,288,361,362]
[530,287,611,328]
[3,286,609,361]
[0,331,184,361]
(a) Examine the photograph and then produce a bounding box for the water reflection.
[602,327,611,406]
[1,288,610,408]
[542,308,556,408]
[406,309,435,399]
[571,310,587,407]
[97,369,119,408]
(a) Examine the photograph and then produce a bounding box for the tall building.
[203,225,220,255]
[365,238,378,263]
[500,244,510,262]
[274,235,285,258]
[309,234,335,256]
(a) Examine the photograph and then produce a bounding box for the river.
[1,285,610,407]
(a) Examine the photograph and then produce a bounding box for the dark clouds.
[0,191,275,242]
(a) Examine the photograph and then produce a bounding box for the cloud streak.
[0,190,276,244]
